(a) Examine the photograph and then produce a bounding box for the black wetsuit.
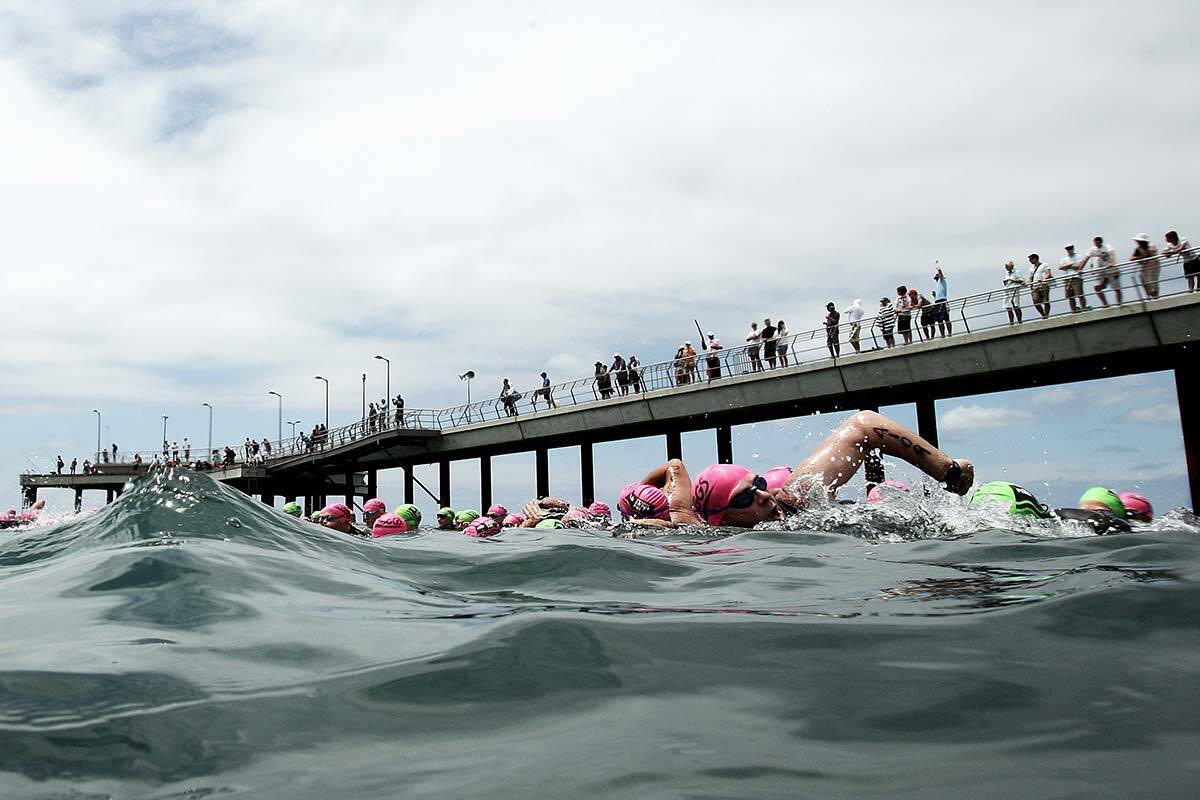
[1053,508,1131,535]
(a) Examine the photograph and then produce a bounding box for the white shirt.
[1030,262,1052,284]
[1087,245,1116,269]
[706,338,722,353]
[746,328,760,344]
[1060,254,1080,274]
[845,305,865,323]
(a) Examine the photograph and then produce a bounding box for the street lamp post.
[361,373,367,422]
[268,391,282,442]
[202,403,213,456]
[288,420,301,438]
[92,409,101,463]
[459,370,475,404]
[374,355,390,408]
[314,376,329,430]
[162,415,169,455]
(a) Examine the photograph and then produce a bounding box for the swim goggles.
[709,475,769,516]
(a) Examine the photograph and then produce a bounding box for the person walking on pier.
[500,379,520,417]
[932,262,951,337]
[824,303,840,359]
[171,442,179,462]
[1080,235,1121,307]
[1028,253,1052,319]
[1130,234,1160,299]
[1163,231,1197,293]
[845,299,865,353]
[1059,244,1088,312]
[629,355,642,392]
[875,297,895,347]
[162,440,169,458]
[746,322,762,372]
[69,458,77,475]
[761,320,778,369]
[705,333,723,379]
[111,443,118,462]
[775,320,790,366]
[1003,261,1025,324]
[533,372,558,409]
[262,437,271,457]
[56,455,64,474]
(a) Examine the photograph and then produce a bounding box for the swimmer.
[319,503,370,537]
[362,498,388,529]
[464,516,502,538]
[393,504,422,531]
[282,501,303,519]
[436,507,457,530]
[486,504,508,523]
[519,497,571,527]
[455,509,481,530]
[1053,488,1131,534]
[618,411,973,528]
[371,513,409,538]
[502,513,526,527]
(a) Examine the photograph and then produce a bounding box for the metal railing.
[50,246,1197,474]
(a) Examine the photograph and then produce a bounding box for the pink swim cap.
[363,498,387,514]
[486,504,508,519]
[588,502,611,521]
[502,513,525,526]
[17,510,36,521]
[562,506,593,525]
[762,466,793,493]
[1118,492,1153,522]
[319,502,352,520]
[692,464,753,525]
[465,517,501,538]
[867,479,911,503]
[371,513,409,537]
[618,483,670,521]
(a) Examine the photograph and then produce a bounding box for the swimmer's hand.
[943,459,974,495]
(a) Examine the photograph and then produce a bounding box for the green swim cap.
[393,504,422,529]
[282,502,302,518]
[1079,487,1125,517]
[437,507,455,519]
[969,481,1050,518]
[535,518,565,529]
[310,510,325,522]
[455,509,481,524]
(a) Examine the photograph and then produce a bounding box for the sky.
[1,1,1197,514]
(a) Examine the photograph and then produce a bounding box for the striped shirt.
[876,305,895,331]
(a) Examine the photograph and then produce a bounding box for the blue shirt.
[933,275,948,302]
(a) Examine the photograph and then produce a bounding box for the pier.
[19,262,1200,513]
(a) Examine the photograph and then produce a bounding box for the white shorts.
[1096,267,1120,288]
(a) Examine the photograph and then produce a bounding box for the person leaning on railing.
[1162,231,1197,293]
[1130,234,1160,300]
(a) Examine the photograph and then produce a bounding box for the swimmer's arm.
[639,459,701,523]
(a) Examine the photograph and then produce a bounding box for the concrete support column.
[916,397,939,449]
[367,469,378,501]
[480,456,492,510]
[666,430,683,461]
[535,447,549,499]
[304,495,313,517]
[106,488,115,504]
[439,461,451,507]
[23,487,37,507]
[74,488,83,512]
[580,442,595,506]
[716,425,733,465]
[344,474,354,506]
[262,493,275,507]
[404,466,415,505]
[1177,365,1199,511]
[285,494,296,504]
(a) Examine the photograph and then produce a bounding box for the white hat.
[684,341,691,346]
[1133,233,1151,243]
[1064,243,1075,249]
[612,352,620,358]
[707,331,714,337]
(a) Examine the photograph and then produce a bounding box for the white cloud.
[941,405,1034,433]
[1028,387,1078,406]
[1125,404,1181,424]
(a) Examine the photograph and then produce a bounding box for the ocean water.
[2,470,1199,799]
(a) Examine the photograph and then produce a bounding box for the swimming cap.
[867,480,911,504]
[587,502,611,522]
[436,507,455,519]
[393,504,422,529]
[617,483,670,521]
[502,513,525,526]
[371,514,409,538]
[1117,492,1153,522]
[1079,487,1125,518]
[762,466,793,493]
[455,509,481,525]
[363,498,387,514]
[562,506,593,525]
[309,511,324,523]
[282,502,302,518]
[535,518,565,529]
[464,517,501,538]
[319,502,352,520]
[969,481,1050,518]
[692,464,754,525]
[486,504,508,519]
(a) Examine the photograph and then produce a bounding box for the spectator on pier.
[533,372,558,409]
[684,342,699,381]
[70,458,77,475]
[912,289,934,340]
[1028,253,1052,318]
[183,438,191,461]
[1059,244,1089,313]
[393,395,405,427]
[1130,234,1160,299]
[875,297,896,347]
[776,320,790,366]
[895,286,913,345]
[101,449,109,464]
[629,355,642,392]
[746,322,762,372]
[262,438,271,457]
[845,299,865,353]
[82,459,92,475]
[111,443,118,462]
[132,453,142,466]
[1163,231,1198,293]
[761,320,778,368]
[56,455,63,474]
[163,440,168,457]
[368,402,377,432]
[704,333,723,379]
[612,353,630,396]
[223,447,236,466]
[672,349,688,385]
[500,379,520,416]
[595,363,614,397]
[1079,236,1121,307]
[931,262,951,337]
[172,442,179,461]
[824,303,841,359]
[1003,261,1025,324]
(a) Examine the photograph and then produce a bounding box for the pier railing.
[72,246,1198,472]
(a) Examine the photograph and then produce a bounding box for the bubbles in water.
[226,517,242,528]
